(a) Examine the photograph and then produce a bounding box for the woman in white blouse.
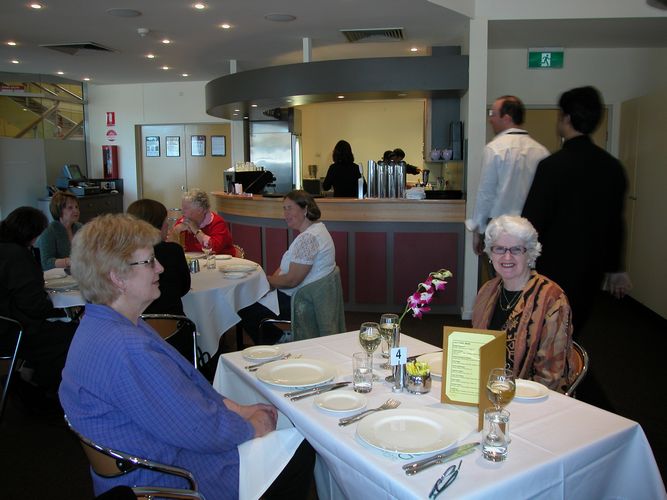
[239,190,335,343]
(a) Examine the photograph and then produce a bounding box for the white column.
[302,37,312,63]
[460,17,488,319]
[229,59,238,74]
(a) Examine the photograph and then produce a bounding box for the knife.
[284,381,349,398]
[402,442,479,476]
[289,382,350,401]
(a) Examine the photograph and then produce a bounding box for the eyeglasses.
[128,256,157,268]
[490,245,527,256]
[429,460,461,499]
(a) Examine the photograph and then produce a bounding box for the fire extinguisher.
[102,145,119,179]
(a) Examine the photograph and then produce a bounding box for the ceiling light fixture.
[161,66,170,70]
[337,95,345,99]
[410,47,418,52]
[146,53,155,59]
[11,60,19,64]
[83,77,90,81]
[193,3,206,10]
[220,23,231,29]
[251,104,258,108]
[7,41,17,46]
[182,73,189,77]
[162,39,171,44]
[264,13,296,22]
[56,71,64,75]
[29,3,43,10]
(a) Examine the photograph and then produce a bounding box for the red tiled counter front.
[213,193,465,313]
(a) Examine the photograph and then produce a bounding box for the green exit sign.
[528,48,564,69]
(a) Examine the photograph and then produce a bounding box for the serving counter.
[212,193,465,313]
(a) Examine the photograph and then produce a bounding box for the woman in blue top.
[60,214,313,499]
[37,191,82,270]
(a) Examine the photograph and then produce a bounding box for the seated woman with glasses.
[60,214,314,499]
[472,215,576,392]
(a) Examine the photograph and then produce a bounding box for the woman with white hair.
[170,188,234,255]
[472,215,575,392]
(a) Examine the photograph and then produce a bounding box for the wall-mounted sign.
[106,129,117,142]
[191,135,206,156]
[528,47,564,69]
[145,136,160,157]
[106,111,116,127]
[166,136,180,157]
[211,135,226,156]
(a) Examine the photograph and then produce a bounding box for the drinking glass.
[202,240,215,269]
[352,352,373,393]
[486,368,516,411]
[358,322,381,357]
[379,313,399,369]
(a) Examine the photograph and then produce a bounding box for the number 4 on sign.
[390,347,407,366]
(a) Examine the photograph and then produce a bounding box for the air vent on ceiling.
[340,27,404,43]
[40,42,116,55]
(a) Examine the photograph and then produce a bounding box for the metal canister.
[377,161,387,198]
[396,161,407,198]
[392,363,405,393]
[189,259,200,273]
[367,160,377,198]
[387,161,396,198]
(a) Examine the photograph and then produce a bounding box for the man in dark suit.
[522,86,631,334]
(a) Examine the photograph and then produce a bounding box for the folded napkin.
[406,187,426,200]
[238,427,303,500]
[44,268,67,280]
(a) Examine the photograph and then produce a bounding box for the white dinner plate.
[215,254,232,260]
[45,275,78,291]
[515,379,549,401]
[185,252,205,260]
[416,352,443,378]
[357,409,461,455]
[256,358,336,388]
[242,345,283,362]
[221,262,258,273]
[315,391,367,413]
[222,271,247,279]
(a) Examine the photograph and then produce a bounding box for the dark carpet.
[1,292,664,499]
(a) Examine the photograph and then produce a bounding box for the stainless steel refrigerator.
[249,121,300,194]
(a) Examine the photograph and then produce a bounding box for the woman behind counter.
[322,139,365,198]
[238,190,335,344]
[127,199,190,316]
[37,191,82,270]
[60,214,314,499]
[472,215,576,392]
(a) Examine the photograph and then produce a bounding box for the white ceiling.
[1,0,666,86]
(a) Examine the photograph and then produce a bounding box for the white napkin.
[238,427,304,500]
[44,268,67,280]
[406,187,426,199]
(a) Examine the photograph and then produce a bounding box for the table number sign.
[439,326,505,430]
[390,346,407,366]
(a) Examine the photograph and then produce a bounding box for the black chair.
[0,315,23,421]
[140,314,200,369]
[65,415,205,500]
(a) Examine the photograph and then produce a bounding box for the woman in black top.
[322,140,365,198]
[127,199,190,316]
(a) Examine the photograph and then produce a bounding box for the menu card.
[439,326,506,430]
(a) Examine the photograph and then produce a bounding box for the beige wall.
[298,99,425,182]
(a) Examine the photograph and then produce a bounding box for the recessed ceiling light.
[146,54,156,59]
[56,71,64,75]
[398,93,408,97]
[220,23,232,29]
[181,73,189,77]
[251,104,257,108]
[7,41,17,46]
[264,13,296,22]
[162,39,171,44]
[410,47,418,52]
[161,66,170,70]
[83,77,90,81]
[193,3,206,10]
[243,116,249,119]
[107,8,142,18]
[11,60,19,64]
[29,3,43,10]
[337,95,345,99]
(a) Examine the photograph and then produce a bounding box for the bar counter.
[212,192,465,313]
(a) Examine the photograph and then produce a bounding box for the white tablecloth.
[47,257,279,356]
[213,332,666,500]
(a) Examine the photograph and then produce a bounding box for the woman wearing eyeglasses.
[60,214,314,499]
[472,215,575,392]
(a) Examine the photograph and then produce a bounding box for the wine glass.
[379,313,399,369]
[358,322,381,358]
[486,368,516,411]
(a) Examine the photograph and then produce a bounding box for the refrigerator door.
[250,121,293,194]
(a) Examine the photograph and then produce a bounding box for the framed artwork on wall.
[145,136,160,157]
[191,135,206,156]
[211,135,226,156]
[166,136,180,157]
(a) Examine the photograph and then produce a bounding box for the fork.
[338,398,401,426]
[245,353,292,371]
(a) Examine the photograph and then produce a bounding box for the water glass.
[379,313,399,359]
[482,408,510,462]
[352,352,373,393]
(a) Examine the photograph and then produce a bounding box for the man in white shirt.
[466,95,549,255]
